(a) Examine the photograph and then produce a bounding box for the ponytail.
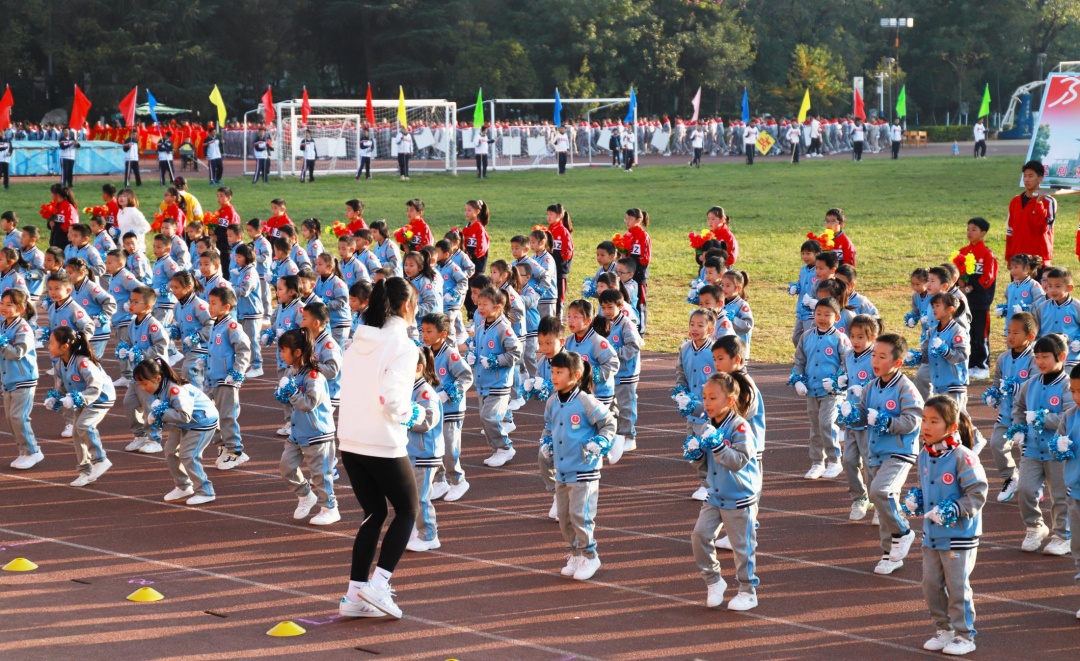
[418,346,440,388]
[547,203,573,233]
[133,355,184,385]
[468,199,490,226]
[726,370,755,419]
[365,276,416,329]
[552,350,592,394]
[626,207,650,228]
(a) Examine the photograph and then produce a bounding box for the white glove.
[787,284,799,296]
[1070,340,1080,354]
[794,381,808,396]
[467,353,476,365]
[837,375,848,389]
[994,307,1005,318]
[60,394,74,409]
[278,376,291,389]
[931,337,944,349]
[822,377,834,392]
[837,429,846,444]
[839,401,853,417]
[919,315,929,325]
[123,301,132,313]
[118,348,130,360]
[34,328,43,340]
[905,316,917,328]
[43,397,57,409]
[276,328,285,338]
[1012,431,1025,445]
[801,294,815,308]
[1057,436,1073,453]
[224,375,235,386]
[443,292,454,303]
[1026,410,1037,424]
[438,391,449,403]
[926,507,944,525]
[182,335,193,348]
[850,384,864,398]
[866,409,879,426]
[585,442,601,455]
[904,493,919,514]
[1012,304,1023,314]
[685,437,700,452]
[523,378,535,392]
[674,393,692,408]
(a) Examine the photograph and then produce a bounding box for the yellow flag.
[755,131,776,155]
[797,89,811,123]
[397,86,408,129]
[208,85,227,128]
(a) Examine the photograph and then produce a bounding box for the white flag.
[689,86,702,123]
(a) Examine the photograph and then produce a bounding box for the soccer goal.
[242,97,458,177]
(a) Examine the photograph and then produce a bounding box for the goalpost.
[242,98,458,177]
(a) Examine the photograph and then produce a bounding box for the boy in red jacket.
[825,208,856,266]
[1007,159,1056,264]
[955,217,997,378]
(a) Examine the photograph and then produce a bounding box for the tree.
[1032,123,1050,162]
[781,44,848,115]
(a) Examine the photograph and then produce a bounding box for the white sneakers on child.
[10,452,44,470]
[484,447,516,467]
[691,486,708,501]
[872,510,880,525]
[622,437,637,452]
[500,420,517,436]
[968,367,990,380]
[997,476,1018,502]
[822,462,843,479]
[573,555,601,581]
[406,535,441,552]
[444,480,470,502]
[70,472,94,487]
[216,451,250,470]
[804,463,825,479]
[245,367,264,378]
[430,480,451,501]
[849,498,873,521]
[164,487,195,502]
[88,458,112,481]
[293,492,318,519]
[187,494,216,506]
[508,397,526,411]
[1021,523,1050,552]
[61,423,74,438]
[561,555,584,577]
[1043,535,1071,556]
[113,376,130,388]
[608,435,625,464]
[706,577,728,608]
[942,636,976,656]
[726,592,758,611]
[140,440,163,454]
[890,529,916,562]
[356,582,402,619]
[548,495,558,520]
[339,595,384,618]
[923,629,956,651]
[276,421,292,437]
[125,436,149,452]
[873,556,903,575]
[309,507,341,526]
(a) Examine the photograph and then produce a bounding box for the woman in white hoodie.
[336,276,420,620]
[116,188,151,249]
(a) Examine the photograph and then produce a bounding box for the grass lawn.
[7,155,1075,361]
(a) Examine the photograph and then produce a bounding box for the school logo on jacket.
[451,352,460,362]
[72,374,81,381]
[1020,369,1029,378]
[703,365,713,374]
[82,298,90,305]
[229,322,237,329]
[487,340,495,349]
[76,311,84,319]
[80,360,88,369]
[941,473,955,485]
[1067,316,1074,324]
[825,347,834,356]
[600,340,609,350]
[505,329,513,337]
[1022,291,1029,298]
[1051,396,1061,406]
[170,386,180,396]
[150,325,158,333]
[954,335,962,343]
[858,370,868,379]
[187,315,193,322]
[438,367,447,376]
[885,399,897,411]
[309,370,319,380]
[613,334,621,342]
[570,414,581,426]
[421,390,431,400]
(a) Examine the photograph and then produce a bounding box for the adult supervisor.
[336,277,420,619]
[1006,159,1057,264]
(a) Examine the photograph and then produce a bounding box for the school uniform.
[436,258,468,347]
[410,274,442,333]
[675,339,716,435]
[723,296,754,350]
[299,137,318,182]
[204,133,223,184]
[157,137,175,185]
[624,225,651,332]
[64,242,106,277]
[462,222,490,276]
[790,264,818,346]
[565,327,619,407]
[1000,277,1044,334]
[272,257,299,287]
[249,234,273,313]
[315,275,350,344]
[793,326,851,465]
[1035,296,1080,367]
[2,229,21,253]
[154,379,218,497]
[339,255,370,291]
[126,251,152,285]
[356,246,382,279]
[851,123,865,160]
[71,278,116,359]
[923,320,971,413]
[839,348,874,501]
[1012,371,1071,541]
[0,266,27,295]
[289,243,311,270]
[174,293,212,388]
[742,125,758,165]
[252,135,271,184]
[431,342,473,488]
[0,317,39,458]
[59,136,80,187]
[987,346,1035,486]
[526,251,558,319]
[279,367,337,510]
[1051,410,1080,579]
[518,283,541,380]
[21,246,46,301]
[206,315,250,457]
[609,313,642,444]
[407,378,444,541]
[54,353,114,474]
[123,135,142,187]
[121,313,170,442]
[472,315,521,450]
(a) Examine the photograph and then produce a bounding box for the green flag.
[473,88,484,128]
[978,83,991,118]
[895,85,907,119]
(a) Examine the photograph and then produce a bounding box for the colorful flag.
[740,88,750,123]
[853,87,866,120]
[797,89,811,123]
[624,86,637,124]
[0,86,14,132]
[896,85,907,119]
[755,131,776,155]
[473,88,484,128]
[118,87,137,128]
[554,88,563,126]
[397,86,407,129]
[301,86,311,124]
[689,86,702,123]
[208,85,227,128]
[146,89,159,124]
[365,83,375,126]
[261,86,275,125]
[978,83,990,118]
[70,85,92,131]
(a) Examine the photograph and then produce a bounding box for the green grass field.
[7,156,1076,361]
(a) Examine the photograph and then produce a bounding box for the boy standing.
[954,217,997,379]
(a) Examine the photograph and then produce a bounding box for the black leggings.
[341,452,418,581]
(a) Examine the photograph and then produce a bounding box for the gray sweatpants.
[165,426,216,497]
[539,447,555,492]
[181,351,206,390]
[242,317,263,371]
[125,384,154,439]
[72,407,109,473]
[280,441,336,509]
[939,390,969,417]
[209,386,243,454]
[791,317,812,347]
[1017,455,1069,538]
[615,381,637,440]
[433,419,464,486]
[53,369,75,431]
[412,464,439,541]
[869,457,913,555]
[5,388,39,456]
[923,547,978,638]
[989,423,1018,483]
[277,364,292,422]
[1069,498,1080,576]
[841,427,870,501]
[806,394,841,464]
[557,480,599,558]
[259,280,272,321]
[692,502,759,594]
[520,336,538,380]
[538,300,556,321]
[479,393,510,450]
[914,363,932,401]
[448,308,466,348]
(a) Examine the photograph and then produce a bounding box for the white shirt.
[476,134,490,156]
[974,124,986,141]
[810,119,821,138]
[359,137,375,158]
[786,126,800,144]
[396,132,413,155]
[852,125,865,141]
[622,130,636,150]
[123,140,140,162]
[891,125,903,141]
[691,129,704,149]
[554,134,569,153]
[743,126,758,145]
[300,139,317,159]
[116,207,151,246]
[204,136,221,160]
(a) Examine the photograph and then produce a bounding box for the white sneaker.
[339,594,385,618]
[508,397,526,411]
[1043,535,1071,556]
[849,498,872,521]
[714,535,733,550]
[997,476,1018,502]
[276,422,292,437]
[548,494,558,520]
[10,452,44,470]
[187,493,216,505]
[727,592,758,611]
[872,510,880,525]
[217,451,250,470]
[500,420,517,436]
[622,437,637,452]
[293,491,318,519]
[164,486,194,502]
[139,440,163,453]
[706,577,728,608]
[968,368,990,380]
[822,462,843,479]
[608,434,625,465]
[70,472,94,487]
[1021,523,1050,552]
[114,376,130,388]
[691,485,708,501]
[406,535,441,551]
[573,554,601,580]
[804,463,825,479]
[485,447,516,467]
[923,630,956,651]
[45,368,54,376]
[61,423,74,438]
[166,351,183,367]
[87,458,112,481]
[889,529,916,562]
[357,582,402,619]
[125,436,149,452]
[444,480,470,502]
[560,554,584,577]
[430,480,451,501]
[942,636,976,656]
[245,367,264,378]
[310,507,341,526]
[873,556,903,575]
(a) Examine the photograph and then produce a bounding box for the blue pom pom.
[581,278,597,299]
[44,389,64,411]
[904,311,919,328]
[0,334,9,349]
[930,339,950,358]
[670,384,690,399]
[1050,435,1077,462]
[37,326,51,345]
[686,288,701,305]
[583,435,611,461]
[442,380,463,405]
[401,402,423,428]
[903,349,922,367]
[1033,408,1048,433]
[183,332,202,349]
[787,369,808,387]
[1005,423,1027,443]
[872,413,893,435]
[982,384,1003,408]
[269,273,280,287]
[148,398,171,430]
[936,499,960,527]
[226,369,246,385]
[260,328,275,346]
[539,434,554,458]
[115,341,131,361]
[167,325,180,340]
[1002,376,1022,396]
[682,435,704,461]
[995,302,1009,318]
[534,378,554,402]
[158,283,170,298]
[412,337,423,348]
[676,392,702,418]
[95,313,109,327]
[901,486,924,516]
[274,377,298,403]
[69,391,86,410]
[591,364,604,385]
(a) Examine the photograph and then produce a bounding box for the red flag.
[118,86,137,128]
[301,87,311,125]
[261,86,275,125]
[70,85,92,131]
[365,83,375,127]
[853,87,866,121]
[0,86,12,132]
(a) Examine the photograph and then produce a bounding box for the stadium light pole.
[880,18,914,122]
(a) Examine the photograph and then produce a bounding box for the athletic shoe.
[125,436,149,452]
[622,437,637,452]
[430,480,451,501]
[339,595,384,618]
[276,422,292,437]
[61,423,74,438]
[872,510,880,525]
[217,451,250,470]
[873,556,903,575]
[822,462,843,479]
[87,458,112,482]
[507,397,526,411]
[70,472,94,487]
[1021,523,1050,552]
[804,463,825,479]
[889,529,916,562]
[45,368,54,376]
[691,486,708,501]
[139,440,163,454]
[706,577,728,608]
[608,435,625,464]
[10,452,44,470]
[968,368,990,380]
[166,351,183,367]
[444,480,470,502]
[997,477,1018,503]
[500,420,517,436]
[942,636,976,656]
[245,367,264,378]
[187,494,216,506]
[714,535,733,551]
[114,376,130,388]
[357,582,402,619]
[485,447,516,467]
[573,555,601,581]
[164,486,195,502]
[561,555,583,577]
[406,535,441,552]
[727,592,758,611]
[1043,535,1071,556]
[310,507,341,526]
[849,498,872,521]
[293,492,318,519]
[923,630,956,651]
[548,494,558,520]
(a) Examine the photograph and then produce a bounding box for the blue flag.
[624,86,637,124]
[147,89,159,124]
[554,88,563,126]
[741,88,749,124]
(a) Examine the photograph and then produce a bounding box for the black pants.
[633,264,649,333]
[745,144,754,165]
[624,149,634,170]
[969,309,991,371]
[612,149,620,166]
[208,158,223,184]
[357,157,371,179]
[397,153,410,178]
[124,161,141,187]
[475,154,487,178]
[301,159,315,182]
[61,158,75,187]
[341,452,418,580]
[974,140,986,158]
[809,137,821,155]
[252,159,269,183]
[692,147,702,167]
[214,226,231,275]
[853,141,863,161]
[555,258,571,317]
[159,160,175,186]
[891,140,900,159]
[0,162,8,189]
[557,152,567,175]
[790,142,800,163]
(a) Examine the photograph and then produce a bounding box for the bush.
[918,125,978,143]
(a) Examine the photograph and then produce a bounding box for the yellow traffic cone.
[2,558,38,571]
[126,587,165,602]
[266,621,306,637]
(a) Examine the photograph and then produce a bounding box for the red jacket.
[956,241,998,291]
[265,213,294,239]
[55,200,79,232]
[1007,193,1056,262]
[105,199,120,228]
[712,225,738,266]
[833,231,856,266]
[548,219,574,266]
[462,220,490,259]
[215,203,242,229]
[625,225,651,267]
[346,218,367,234]
[408,219,433,250]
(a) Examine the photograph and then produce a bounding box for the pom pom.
[930,337,949,357]
[787,370,808,387]
[871,412,892,435]
[274,376,298,403]
[157,283,171,299]
[1006,423,1027,446]
[539,435,554,459]
[682,435,703,461]
[148,398,171,430]
[68,391,86,410]
[837,400,861,426]
[787,282,800,296]
[686,287,701,305]
[904,311,918,328]
[166,325,180,340]
[592,364,604,385]
[533,378,554,402]
[675,392,701,418]
[1002,376,1022,396]
[935,499,960,527]
[995,303,1008,318]
[982,383,1003,409]
[670,384,691,400]
[1033,408,1048,433]
[95,313,109,327]
[581,277,597,299]
[1051,435,1076,462]
[903,349,922,367]
[480,355,498,370]
[401,401,423,428]
[183,332,202,349]
[583,435,612,461]
[44,389,64,411]
[442,380,463,405]
[226,369,246,385]
[901,486,924,516]
[37,326,51,345]
[0,334,9,349]
[260,328,275,347]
